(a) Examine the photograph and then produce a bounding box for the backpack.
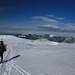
[3,44,7,52]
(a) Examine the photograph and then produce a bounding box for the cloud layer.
[0,14,75,34]
[31,15,75,33]
[33,16,59,23]
[47,14,65,20]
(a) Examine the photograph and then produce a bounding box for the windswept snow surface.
[0,35,75,75]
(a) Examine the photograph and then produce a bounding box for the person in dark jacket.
[0,40,7,63]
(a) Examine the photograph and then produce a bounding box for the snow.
[50,35,55,37]
[0,35,75,75]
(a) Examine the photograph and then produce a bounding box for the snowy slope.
[0,35,75,75]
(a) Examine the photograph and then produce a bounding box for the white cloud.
[32,15,75,32]
[47,14,65,20]
[0,25,35,34]
[37,24,62,32]
[37,23,75,33]
[65,23,75,30]
[29,20,45,25]
[42,24,59,28]
[33,16,59,23]
[0,25,30,31]
[66,23,75,26]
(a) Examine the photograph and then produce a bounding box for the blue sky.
[0,0,75,35]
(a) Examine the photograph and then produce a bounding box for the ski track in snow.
[0,35,49,75]
[0,35,31,75]
[12,63,31,75]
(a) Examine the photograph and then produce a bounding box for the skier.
[0,40,7,63]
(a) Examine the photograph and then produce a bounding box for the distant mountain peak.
[22,32,33,35]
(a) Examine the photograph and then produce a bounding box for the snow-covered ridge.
[0,35,16,38]
[17,33,75,43]
[0,35,75,75]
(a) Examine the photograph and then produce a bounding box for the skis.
[1,55,20,63]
